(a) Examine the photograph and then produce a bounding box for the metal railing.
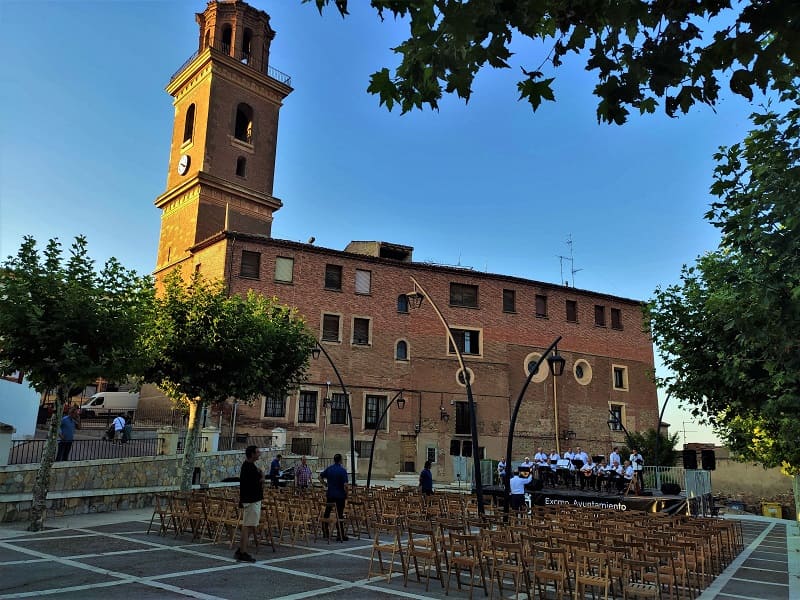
[9,437,159,465]
[640,465,684,490]
[169,43,291,86]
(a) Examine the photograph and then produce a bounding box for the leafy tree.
[649,91,800,475]
[306,0,798,124]
[141,270,316,491]
[0,236,153,531]
[627,428,680,468]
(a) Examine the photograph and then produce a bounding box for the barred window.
[329,392,348,425]
[322,314,340,342]
[324,264,342,290]
[566,300,578,323]
[352,317,371,345]
[263,394,285,418]
[298,390,317,423]
[535,294,548,318]
[365,394,387,430]
[503,289,516,313]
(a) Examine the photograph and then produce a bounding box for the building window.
[263,394,285,418]
[524,352,549,383]
[566,300,578,323]
[236,156,247,177]
[354,440,373,458]
[573,359,593,385]
[595,305,606,327]
[221,24,232,54]
[503,289,516,313]
[324,264,342,290]
[329,392,348,425]
[454,401,470,435]
[298,390,317,423]
[365,394,388,430]
[426,446,437,464]
[352,317,371,345]
[611,308,623,330]
[322,314,340,342]
[274,257,294,283]
[183,103,195,143]
[450,283,478,308]
[396,340,408,360]
[355,269,371,295]
[291,437,312,455]
[241,28,252,63]
[612,365,629,390]
[397,294,409,313]
[609,403,624,431]
[234,102,253,143]
[448,328,481,356]
[535,294,548,318]
[240,250,260,279]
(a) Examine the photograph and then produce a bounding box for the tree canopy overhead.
[307,0,799,123]
[649,91,800,475]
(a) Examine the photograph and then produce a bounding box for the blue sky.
[0,1,762,444]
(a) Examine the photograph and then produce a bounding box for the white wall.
[0,377,40,439]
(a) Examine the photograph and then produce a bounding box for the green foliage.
[0,235,153,530]
[627,429,680,468]
[141,270,316,407]
[649,91,800,475]
[0,235,153,393]
[305,0,799,123]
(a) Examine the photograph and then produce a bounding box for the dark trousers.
[56,441,72,461]
[324,496,346,538]
[510,494,525,511]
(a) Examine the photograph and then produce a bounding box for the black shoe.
[234,549,242,560]
[236,551,256,562]
[336,535,349,542]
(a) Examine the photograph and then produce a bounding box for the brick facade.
[152,1,658,482]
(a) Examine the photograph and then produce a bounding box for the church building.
[151,0,659,483]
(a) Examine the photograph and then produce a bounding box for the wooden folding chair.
[368,521,407,583]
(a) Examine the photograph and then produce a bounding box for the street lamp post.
[365,389,406,489]
[504,337,564,513]
[653,390,672,491]
[406,275,485,514]
[312,342,357,486]
[607,409,635,450]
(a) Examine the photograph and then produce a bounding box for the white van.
[79,392,140,417]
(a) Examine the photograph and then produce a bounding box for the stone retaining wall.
[0,451,244,523]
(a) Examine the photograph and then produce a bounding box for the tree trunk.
[28,384,67,531]
[178,401,201,491]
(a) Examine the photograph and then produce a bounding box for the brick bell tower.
[154,0,292,277]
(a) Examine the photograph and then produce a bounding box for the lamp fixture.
[396,394,406,410]
[561,429,577,440]
[311,346,321,360]
[439,406,450,423]
[406,289,425,309]
[547,344,566,377]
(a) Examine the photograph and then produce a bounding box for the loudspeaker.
[682,449,698,470]
[701,449,716,471]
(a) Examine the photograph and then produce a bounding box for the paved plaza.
[0,508,797,599]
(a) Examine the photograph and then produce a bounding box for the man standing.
[269,453,282,488]
[236,445,263,562]
[497,457,507,484]
[419,460,434,496]
[320,453,348,541]
[111,413,125,444]
[508,469,533,511]
[56,406,80,461]
[295,456,312,490]
[630,448,644,492]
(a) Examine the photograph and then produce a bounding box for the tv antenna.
[557,234,583,287]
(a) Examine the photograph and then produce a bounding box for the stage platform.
[482,484,689,514]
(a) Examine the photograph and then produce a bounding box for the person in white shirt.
[497,458,507,485]
[595,459,609,492]
[508,469,533,511]
[620,460,634,493]
[520,456,534,471]
[630,449,644,474]
[579,458,595,491]
[110,414,125,443]
[534,448,548,466]
[575,447,589,466]
[609,447,621,468]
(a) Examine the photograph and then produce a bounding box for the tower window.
[397,294,409,313]
[221,24,232,55]
[236,156,247,177]
[241,28,253,64]
[240,250,260,279]
[234,103,253,143]
[183,104,195,144]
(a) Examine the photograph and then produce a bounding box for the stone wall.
[0,451,244,523]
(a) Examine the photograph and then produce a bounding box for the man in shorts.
[236,445,264,562]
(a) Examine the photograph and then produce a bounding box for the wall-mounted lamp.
[546,344,567,376]
[405,289,425,309]
[439,406,450,423]
[414,424,421,435]
[311,346,321,360]
[561,429,577,440]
